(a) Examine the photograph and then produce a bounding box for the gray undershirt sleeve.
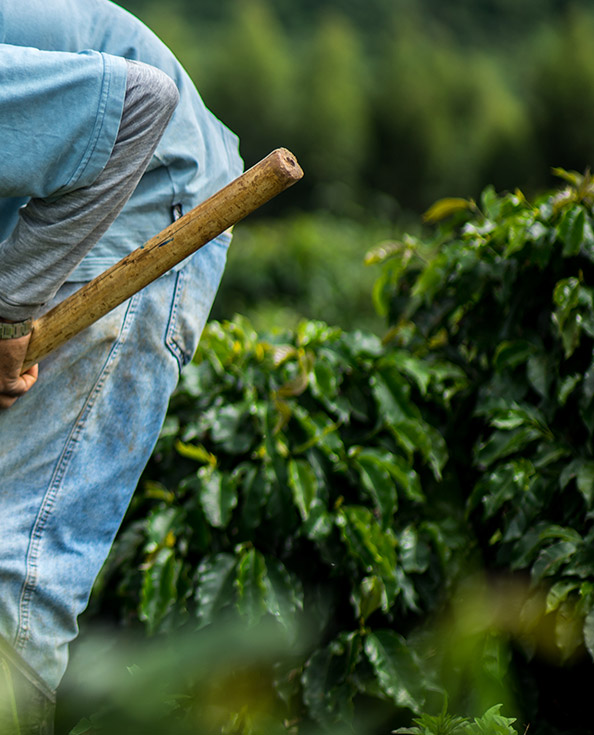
[0,59,179,321]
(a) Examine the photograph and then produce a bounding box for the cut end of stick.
[270,148,304,184]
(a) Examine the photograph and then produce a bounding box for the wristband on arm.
[0,318,33,339]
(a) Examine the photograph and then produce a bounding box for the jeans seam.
[164,232,232,374]
[14,292,141,653]
[164,267,187,375]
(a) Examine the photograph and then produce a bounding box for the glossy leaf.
[584,606,594,660]
[301,632,360,727]
[288,458,318,520]
[364,630,426,712]
[139,548,181,635]
[558,206,585,256]
[336,506,399,604]
[235,547,268,626]
[194,553,237,627]
[352,575,387,621]
[355,452,398,523]
[198,466,238,529]
[262,557,304,634]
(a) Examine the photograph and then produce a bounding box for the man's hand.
[0,334,38,410]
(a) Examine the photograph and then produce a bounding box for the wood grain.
[23,148,303,371]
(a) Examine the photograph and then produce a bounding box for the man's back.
[0,0,243,279]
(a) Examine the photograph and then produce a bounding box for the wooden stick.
[23,148,303,371]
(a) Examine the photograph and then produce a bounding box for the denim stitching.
[15,292,141,652]
[164,267,187,374]
[164,231,232,374]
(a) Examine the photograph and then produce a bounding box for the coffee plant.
[371,168,594,731]
[68,170,594,735]
[76,313,482,734]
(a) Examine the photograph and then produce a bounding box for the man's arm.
[0,55,179,408]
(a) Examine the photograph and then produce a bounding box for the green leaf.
[475,427,543,469]
[583,606,594,660]
[503,222,529,257]
[553,277,581,315]
[395,711,467,735]
[546,579,581,614]
[174,439,216,466]
[582,359,594,406]
[576,460,594,507]
[462,704,517,735]
[352,576,386,621]
[312,358,339,399]
[558,374,582,406]
[301,632,361,727]
[198,466,238,529]
[336,506,399,604]
[288,458,318,520]
[552,277,590,358]
[209,402,255,454]
[531,541,578,582]
[493,340,537,372]
[235,547,268,626]
[560,458,594,507]
[144,506,182,553]
[372,371,416,426]
[398,526,431,574]
[388,453,425,502]
[194,553,237,627]
[364,630,426,712]
[487,404,551,436]
[302,498,334,541]
[262,557,304,634]
[481,185,503,219]
[552,167,584,187]
[469,460,534,518]
[390,351,434,396]
[293,409,343,456]
[558,206,585,256]
[527,354,549,398]
[356,452,398,523]
[423,197,473,224]
[341,330,383,358]
[387,416,447,482]
[239,464,269,530]
[140,548,181,635]
[581,213,594,262]
[68,719,100,735]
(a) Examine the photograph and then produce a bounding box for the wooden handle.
[23,148,303,371]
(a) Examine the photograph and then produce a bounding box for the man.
[0,1,243,731]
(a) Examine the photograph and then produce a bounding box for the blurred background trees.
[115,0,594,334]
[121,0,594,213]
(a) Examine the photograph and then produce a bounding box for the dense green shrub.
[79,314,484,733]
[372,170,594,729]
[121,0,594,214]
[70,173,594,734]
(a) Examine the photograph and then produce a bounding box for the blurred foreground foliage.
[58,171,594,733]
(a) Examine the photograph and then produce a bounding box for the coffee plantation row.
[57,171,594,734]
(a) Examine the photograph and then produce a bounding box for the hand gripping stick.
[22,148,303,371]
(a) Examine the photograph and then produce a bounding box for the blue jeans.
[0,233,230,693]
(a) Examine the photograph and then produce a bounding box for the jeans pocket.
[164,231,231,372]
[164,267,198,372]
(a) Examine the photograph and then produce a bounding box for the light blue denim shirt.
[0,0,243,280]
